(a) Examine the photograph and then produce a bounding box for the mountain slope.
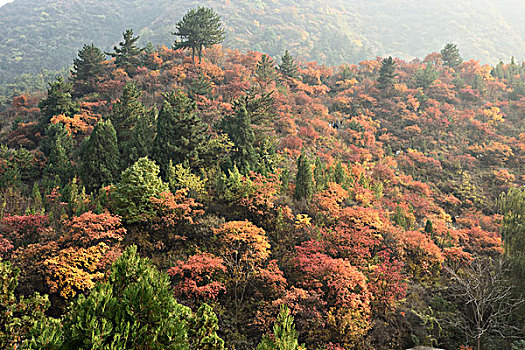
[0,0,524,86]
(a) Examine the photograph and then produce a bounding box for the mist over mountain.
[0,0,524,85]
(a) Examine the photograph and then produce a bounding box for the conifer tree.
[31,182,43,214]
[40,122,73,157]
[424,219,434,234]
[222,103,257,173]
[314,157,326,191]
[334,161,345,184]
[257,305,302,350]
[441,43,463,69]
[43,124,73,186]
[279,50,298,78]
[377,56,397,92]
[173,7,225,62]
[71,43,106,95]
[110,82,155,169]
[80,119,120,193]
[60,246,191,349]
[106,29,143,73]
[152,91,209,178]
[112,157,169,223]
[294,151,313,202]
[414,64,439,88]
[0,260,50,349]
[255,54,277,91]
[189,303,225,350]
[125,107,157,169]
[499,188,525,281]
[38,77,79,127]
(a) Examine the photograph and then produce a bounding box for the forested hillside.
[1,0,524,96]
[1,15,525,348]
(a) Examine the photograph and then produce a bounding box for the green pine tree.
[152,90,209,178]
[106,29,143,73]
[222,103,257,173]
[71,43,106,95]
[499,188,525,281]
[377,56,397,92]
[424,219,434,234]
[441,43,463,69]
[294,151,313,202]
[189,303,225,350]
[334,161,345,185]
[0,260,50,349]
[124,106,157,169]
[279,50,298,78]
[314,157,326,191]
[110,82,156,169]
[414,64,439,88]
[257,305,302,350]
[173,7,225,63]
[255,54,277,92]
[38,77,79,127]
[80,119,120,193]
[60,246,191,350]
[31,182,43,214]
[43,125,73,186]
[112,157,169,223]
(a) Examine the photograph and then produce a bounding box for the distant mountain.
[0,0,524,85]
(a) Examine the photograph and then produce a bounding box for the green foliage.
[38,78,79,127]
[106,29,143,73]
[71,43,106,95]
[80,119,120,193]
[499,188,525,280]
[173,7,225,62]
[168,162,207,200]
[112,157,169,223]
[257,305,302,350]
[222,103,257,173]
[189,303,225,350]
[60,245,192,349]
[0,259,50,349]
[314,157,327,191]
[43,124,74,186]
[110,82,156,170]
[377,56,397,92]
[255,54,277,90]
[279,50,298,79]
[441,43,463,69]
[153,90,209,177]
[294,151,313,202]
[415,64,439,88]
[31,182,43,214]
[24,316,63,350]
[334,161,345,185]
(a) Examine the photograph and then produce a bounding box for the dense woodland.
[1,0,525,106]
[1,7,525,350]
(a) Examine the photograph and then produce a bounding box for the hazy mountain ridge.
[0,0,524,86]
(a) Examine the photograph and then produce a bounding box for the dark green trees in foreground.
[20,246,225,350]
[173,7,225,62]
[257,306,302,350]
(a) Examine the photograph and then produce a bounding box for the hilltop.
[1,0,524,89]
